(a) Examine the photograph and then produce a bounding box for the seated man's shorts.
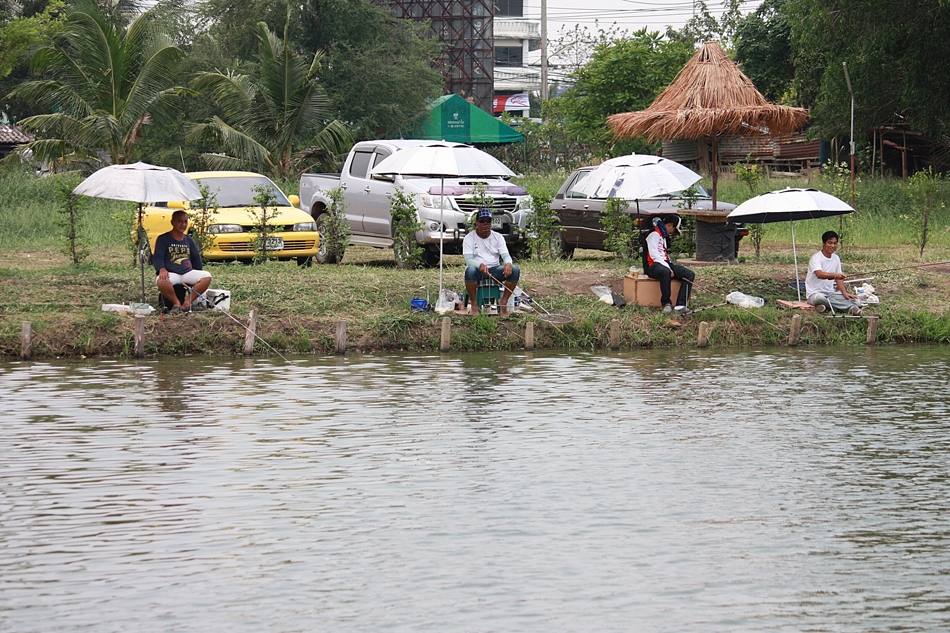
[465,263,520,284]
[156,270,212,286]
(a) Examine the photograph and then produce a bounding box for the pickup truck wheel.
[314,214,340,264]
[296,256,313,267]
[422,246,441,268]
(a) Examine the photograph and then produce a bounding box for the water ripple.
[0,347,948,632]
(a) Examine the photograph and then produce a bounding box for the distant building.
[376,1,570,120]
[0,125,32,159]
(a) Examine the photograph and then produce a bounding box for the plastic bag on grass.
[726,291,765,309]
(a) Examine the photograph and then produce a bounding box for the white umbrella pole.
[792,221,802,302]
[138,203,146,303]
[438,176,444,301]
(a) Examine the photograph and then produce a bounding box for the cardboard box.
[623,273,681,308]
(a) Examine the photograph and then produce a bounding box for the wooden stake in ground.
[866,316,879,345]
[697,321,712,347]
[525,321,535,351]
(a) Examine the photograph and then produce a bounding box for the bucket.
[410,298,430,312]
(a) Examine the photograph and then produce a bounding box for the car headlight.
[516,196,533,210]
[419,193,453,209]
[293,222,316,231]
[208,224,242,234]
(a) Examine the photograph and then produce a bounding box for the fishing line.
[849,260,950,278]
[167,286,289,361]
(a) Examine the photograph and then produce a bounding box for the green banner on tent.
[412,94,523,145]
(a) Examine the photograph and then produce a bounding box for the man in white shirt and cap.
[644,214,694,314]
[462,208,520,315]
[805,230,861,315]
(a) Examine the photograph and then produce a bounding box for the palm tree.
[188,19,351,180]
[6,0,186,169]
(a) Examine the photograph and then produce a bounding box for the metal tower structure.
[376,0,495,111]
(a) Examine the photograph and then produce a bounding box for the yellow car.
[138,171,319,264]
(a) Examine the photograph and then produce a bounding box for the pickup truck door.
[342,149,376,233]
[360,148,397,239]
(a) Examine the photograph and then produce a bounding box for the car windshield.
[648,184,710,199]
[192,176,291,207]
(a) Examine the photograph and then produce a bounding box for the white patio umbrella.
[370,142,516,302]
[570,154,701,205]
[74,162,202,302]
[727,187,854,301]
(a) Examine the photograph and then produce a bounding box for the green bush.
[601,197,637,260]
[389,188,424,268]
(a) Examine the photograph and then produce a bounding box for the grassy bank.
[1,169,948,358]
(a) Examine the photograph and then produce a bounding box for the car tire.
[314,213,341,264]
[552,230,574,260]
[296,256,313,267]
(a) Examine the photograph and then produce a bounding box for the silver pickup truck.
[299,139,533,264]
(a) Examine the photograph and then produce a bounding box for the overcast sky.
[535,0,764,39]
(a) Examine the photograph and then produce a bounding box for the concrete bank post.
[866,316,879,345]
[524,321,535,351]
[243,310,258,355]
[788,314,802,346]
[608,320,621,350]
[133,316,145,358]
[440,317,451,352]
[20,322,32,360]
[335,320,347,355]
[697,321,712,348]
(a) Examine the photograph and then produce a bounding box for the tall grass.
[3,168,947,255]
[0,167,137,250]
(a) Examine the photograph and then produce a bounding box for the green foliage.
[389,188,424,269]
[251,184,277,264]
[601,197,637,260]
[734,0,794,103]
[786,0,950,140]
[56,180,87,265]
[905,168,946,258]
[320,186,349,264]
[6,0,187,169]
[525,189,561,261]
[188,18,352,179]
[734,162,765,258]
[189,184,218,257]
[0,0,66,122]
[544,30,692,158]
[821,160,856,247]
[665,0,746,47]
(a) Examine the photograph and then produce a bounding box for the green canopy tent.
[411,94,524,145]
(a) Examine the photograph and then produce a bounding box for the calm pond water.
[1,347,948,633]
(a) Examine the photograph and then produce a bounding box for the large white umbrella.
[727,187,854,300]
[570,153,701,202]
[370,142,516,300]
[74,162,202,302]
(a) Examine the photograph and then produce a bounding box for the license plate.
[263,236,284,250]
[491,216,504,229]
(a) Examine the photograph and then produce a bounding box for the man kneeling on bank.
[463,208,520,315]
[154,210,212,313]
[805,230,861,315]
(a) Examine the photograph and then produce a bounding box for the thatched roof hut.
[608,41,809,210]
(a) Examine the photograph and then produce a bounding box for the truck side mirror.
[288,194,300,207]
[554,193,564,199]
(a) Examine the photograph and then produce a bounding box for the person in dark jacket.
[153,210,212,313]
[644,214,694,315]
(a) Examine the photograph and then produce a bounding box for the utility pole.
[842,62,856,206]
[540,0,548,101]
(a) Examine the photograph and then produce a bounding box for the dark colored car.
[551,167,743,260]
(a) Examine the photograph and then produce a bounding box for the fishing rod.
[849,260,950,278]
[168,285,290,362]
[484,271,572,323]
